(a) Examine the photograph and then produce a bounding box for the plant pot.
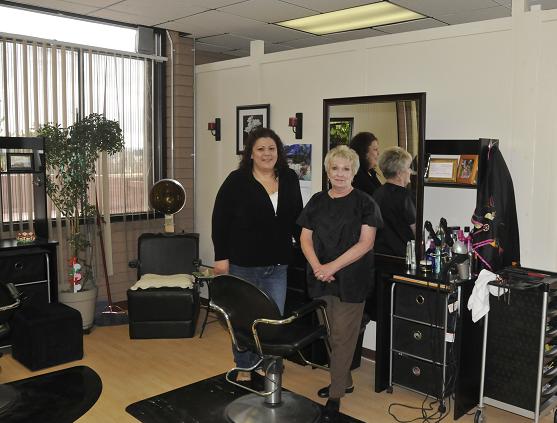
[59,287,98,330]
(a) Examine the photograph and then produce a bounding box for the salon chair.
[210,275,330,423]
[127,232,201,339]
[0,283,21,414]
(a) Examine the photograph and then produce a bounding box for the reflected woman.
[373,146,416,257]
[349,132,382,196]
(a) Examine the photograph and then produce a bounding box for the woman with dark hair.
[349,132,382,196]
[212,127,303,381]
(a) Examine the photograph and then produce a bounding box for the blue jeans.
[228,263,288,369]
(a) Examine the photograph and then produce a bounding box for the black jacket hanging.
[472,141,520,272]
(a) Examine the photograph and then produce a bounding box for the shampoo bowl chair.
[127,233,201,339]
[210,275,329,423]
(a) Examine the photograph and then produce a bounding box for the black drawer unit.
[392,352,455,398]
[389,279,460,401]
[0,239,58,349]
[0,251,47,284]
[0,249,51,306]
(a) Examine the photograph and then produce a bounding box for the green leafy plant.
[329,120,353,149]
[37,113,124,292]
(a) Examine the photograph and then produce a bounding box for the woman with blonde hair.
[373,146,416,257]
[297,145,383,416]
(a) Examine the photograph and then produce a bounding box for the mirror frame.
[322,92,426,261]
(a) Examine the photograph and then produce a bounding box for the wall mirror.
[323,93,426,260]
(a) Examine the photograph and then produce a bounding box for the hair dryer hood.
[149,179,186,215]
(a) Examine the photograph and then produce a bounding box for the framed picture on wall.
[7,153,34,172]
[456,154,479,185]
[329,117,354,149]
[236,104,270,154]
[426,158,458,182]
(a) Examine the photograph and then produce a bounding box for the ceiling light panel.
[277,2,424,35]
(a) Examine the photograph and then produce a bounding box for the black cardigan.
[212,167,303,266]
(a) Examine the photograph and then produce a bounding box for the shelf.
[542,380,557,397]
[546,326,557,343]
[547,308,557,319]
[543,363,557,380]
[545,345,557,359]
[424,182,477,189]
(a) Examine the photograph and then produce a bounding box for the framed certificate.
[426,158,458,182]
[7,153,34,172]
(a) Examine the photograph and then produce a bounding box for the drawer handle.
[412,366,421,377]
[413,330,423,341]
[416,295,425,305]
[14,262,24,271]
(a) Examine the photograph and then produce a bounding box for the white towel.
[467,269,508,322]
[129,273,195,290]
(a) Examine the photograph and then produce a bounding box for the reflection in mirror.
[323,93,426,259]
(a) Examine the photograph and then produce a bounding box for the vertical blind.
[0,35,155,283]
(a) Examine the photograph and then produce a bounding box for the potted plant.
[37,113,124,329]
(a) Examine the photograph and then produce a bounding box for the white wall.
[195,8,557,349]
[330,102,398,148]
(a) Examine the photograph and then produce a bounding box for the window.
[0,7,159,226]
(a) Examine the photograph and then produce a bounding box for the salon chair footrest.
[127,287,200,339]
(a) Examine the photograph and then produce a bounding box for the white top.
[269,191,278,214]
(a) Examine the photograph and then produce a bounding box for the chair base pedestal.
[224,391,321,423]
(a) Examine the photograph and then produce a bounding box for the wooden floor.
[1,320,553,423]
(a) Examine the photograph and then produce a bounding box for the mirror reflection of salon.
[324,95,425,259]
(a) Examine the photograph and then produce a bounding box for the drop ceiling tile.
[530,0,557,10]
[158,10,263,38]
[279,35,336,48]
[377,17,447,34]
[59,0,120,6]
[265,43,295,53]
[108,0,207,24]
[196,34,254,50]
[220,0,315,23]
[278,0,381,13]
[6,0,100,14]
[195,41,236,53]
[323,28,383,42]
[88,8,161,26]
[437,5,510,25]
[226,49,250,57]
[242,23,308,43]
[193,0,246,7]
[391,0,501,17]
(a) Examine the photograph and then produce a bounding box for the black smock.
[373,182,416,257]
[297,189,383,303]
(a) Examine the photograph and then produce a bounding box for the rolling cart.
[388,276,461,413]
[474,267,557,423]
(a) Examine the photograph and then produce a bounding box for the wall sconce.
[208,118,221,141]
[288,113,303,139]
